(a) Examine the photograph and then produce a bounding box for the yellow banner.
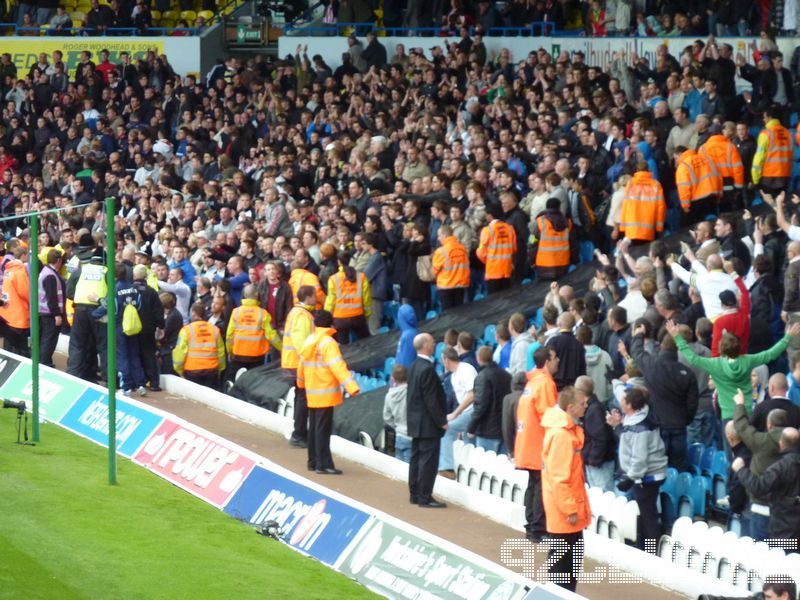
[4,39,165,76]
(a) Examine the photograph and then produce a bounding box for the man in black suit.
[406,333,448,508]
[751,373,800,432]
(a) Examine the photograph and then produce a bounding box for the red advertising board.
[134,419,255,508]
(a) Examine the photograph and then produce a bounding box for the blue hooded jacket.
[636,141,659,180]
[395,304,419,369]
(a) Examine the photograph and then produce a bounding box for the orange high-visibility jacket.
[618,170,666,242]
[700,134,744,191]
[534,215,572,268]
[675,149,722,211]
[326,270,371,319]
[225,299,281,360]
[0,259,29,329]
[476,220,516,280]
[281,303,314,369]
[176,321,224,373]
[514,367,558,471]
[432,235,469,289]
[289,268,325,310]
[541,405,592,534]
[760,120,792,180]
[296,326,360,408]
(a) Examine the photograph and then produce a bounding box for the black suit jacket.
[751,396,800,432]
[468,362,511,439]
[406,356,447,439]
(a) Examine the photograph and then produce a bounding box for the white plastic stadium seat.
[358,431,374,449]
[466,446,486,488]
[587,486,604,531]
[607,495,629,543]
[716,531,742,584]
[619,500,639,544]
[669,517,694,568]
[685,521,709,572]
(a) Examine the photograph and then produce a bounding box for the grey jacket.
[383,384,408,437]
[618,404,668,482]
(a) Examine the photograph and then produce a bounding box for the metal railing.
[283,21,561,36]
[0,23,204,35]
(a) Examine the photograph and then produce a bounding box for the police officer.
[67,234,107,383]
[173,302,226,389]
[225,284,281,383]
[39,248,67,367]
[283,285,316,448]
[297,310,360,474]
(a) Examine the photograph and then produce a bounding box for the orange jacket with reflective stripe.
[281,303,314,369]
[227,302,271,360]
[700,134,744,190]
[0,260,29,329]
[762,121,792,179]
[514,367,558,471]
[330,270,365,318]
[675,149,722,211]
[535,215,571,268]
[182,321,221,372]
[432,235,469,289]
[289,268,325,310]
[618,170,666,242]
[541,406,592,534]
[476,220,516,280]
[296,326,360,408]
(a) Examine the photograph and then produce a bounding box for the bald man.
[751,373,800,432]
[733,427,800,541]
[406,333,448,508]
[546,312,586,390]
[670,246,737,321]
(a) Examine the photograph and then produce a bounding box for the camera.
[3,399,25,414]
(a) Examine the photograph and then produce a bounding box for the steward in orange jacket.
[289,265,325,310]
[531,198,576,280]
[324,253,372,345]
[541,388,592,593]
[477,205,517,295]
[283,285,316,448]
[699,129,745,211]
[618,165,666,242]
[675,147,722,223]
[514,346,559,541]
[297,310,359,473]
[225,284,281,381]
[752,106,792,194]
[432,226,469,310]
[0,253,30,357]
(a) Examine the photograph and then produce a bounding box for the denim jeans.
[687,409,720,449]
[438,406,472,471]
[661,427,689,472]
[585,460,615,492]
[742,507,769,541]
[474,436,505,455]
[395,434,412,463]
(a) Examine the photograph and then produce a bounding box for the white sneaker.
[137,386,147,397]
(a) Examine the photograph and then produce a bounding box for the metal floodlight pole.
[30,213,40,443]
[106,197,117,484]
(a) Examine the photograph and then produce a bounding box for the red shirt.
[711,276,751,357]
[265,282,279,322]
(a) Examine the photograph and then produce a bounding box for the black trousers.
[139,333,160,388]
[226,356,265,383]
[284,370,308,443]
[682,196,719,227]
[308,406,335,471]
[486,278,511,295]
[438,288,465,310]
[547,531,584,593]
[634,481,662,552]
[185,371,219,390]
[524,469,547,539]
[409,436,440,503]
[67,306,106,382]
[333,316,370,345]
[2,324,29,357]
[39,315,60,367]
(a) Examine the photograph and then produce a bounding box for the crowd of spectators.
[2,28,800,582]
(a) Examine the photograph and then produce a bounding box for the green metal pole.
[30,213,40,443]
[106,197,117,484]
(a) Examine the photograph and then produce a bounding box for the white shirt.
[670,260,737,321]
[158,279,191,324]
[618,289,647,322]
[451,362,477,405]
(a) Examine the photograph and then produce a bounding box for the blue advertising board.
[59,388,164,457]
[224,465,371,566]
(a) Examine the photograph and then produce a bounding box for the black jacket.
[547,330,586,390]
[256,279,293,331]
[737,448,800,540]
[751,397,800,432]
[468,361,511,439]
[718,233,752,273]
[582,394,616,467]
[406,356,447,439]
[630,336,699,429]
[132,280,164,334]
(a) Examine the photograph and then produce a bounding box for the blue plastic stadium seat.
[533,306,544,329]
[521,278,532,285]
[700,446,716,476]
[383,357,395,379]
[690,475,708,518]
[382,301,399,328]
[660,468,679,526]
[377,326,389,334]
[676,472,694,518]
[483,324,496,346]
[579,240,595,264]
[568,264,577,273]
[473,293,485,302]
[425,309,439,320]
[688,443,704,473]
[434,341,445,362]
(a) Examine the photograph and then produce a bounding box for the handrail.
[283,22,564,36]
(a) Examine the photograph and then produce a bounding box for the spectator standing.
[515,346,559,542]
[508,312,534,376]
[132,265,164,391]
[751,373,800,431]
[384,364,411,463]
[576,376,616,493]
[172,302,226,389]
[577,325,613,404]
[67,237,106,383]
[532,198,574,280]
[438,347,477,476]
[407,333,448,508]
[751,105,792,196]
[158,292,182,376]
[257,261,293,333]
[38,248,66,368]
[711,277,751,357]
[283,286,316,449]
[362,232,388,334]
[114,264,146,396]
[541,386,591,593]
[547,312,587,390]
[618,162,666,243]
[395,304,418,369]
[297,310,359,475]
[468,346,511,453]
[501,372,527,456]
